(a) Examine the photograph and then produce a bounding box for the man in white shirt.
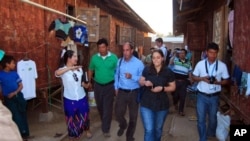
[192,42,229,141]
[155,37,167,61]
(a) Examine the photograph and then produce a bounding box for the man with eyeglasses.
[88,38,118,137]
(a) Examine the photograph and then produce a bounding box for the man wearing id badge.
[192,42,230,141]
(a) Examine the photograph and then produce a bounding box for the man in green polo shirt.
[88,38,118,137]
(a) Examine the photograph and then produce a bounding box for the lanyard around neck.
[205,60,218,76]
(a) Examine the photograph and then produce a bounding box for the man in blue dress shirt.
[114,42,144,141]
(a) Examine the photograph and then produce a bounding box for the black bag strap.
[118,58,123,82]
[205,60,218,75]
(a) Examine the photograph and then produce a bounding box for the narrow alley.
[26,94,219,141]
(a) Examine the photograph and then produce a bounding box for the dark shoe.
[117,128,125,136]
[179,112,185,116]
[103,132,111,137]
[207,136,216,140]
[174,104,178,111]
[127,137,135,141]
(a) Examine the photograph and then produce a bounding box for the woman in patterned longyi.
[55,50,92,140]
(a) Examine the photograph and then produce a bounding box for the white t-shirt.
[56,67,86,100]
[17,60,38,100]
[192,59,229,94]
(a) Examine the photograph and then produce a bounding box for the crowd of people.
[0,38,229,141]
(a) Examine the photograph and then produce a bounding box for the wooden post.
[35,89,48,113]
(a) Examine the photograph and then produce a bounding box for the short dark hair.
[63,50,74,65]
[0,55,15,69]
[155,38,163,44]
[97,38,108,46]
[180,49,187,54]
[206,42,219,51]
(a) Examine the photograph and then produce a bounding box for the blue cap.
[0,50,5,61]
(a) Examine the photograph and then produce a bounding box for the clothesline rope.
[4,42,49,55]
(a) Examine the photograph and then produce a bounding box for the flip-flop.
[54,133,63,138]
[188,115,197,121]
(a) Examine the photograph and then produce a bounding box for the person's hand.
[88,82,93,91]
[214,80,221,85]
[200,76,210,83]
[151,86,163,93]
[70,65,82,70]
[82,82,90,89]
[7,91,17,99]
[125,73,132,79]
[189,78,194,85]
[115,89,118,96]
[144,80,153,87]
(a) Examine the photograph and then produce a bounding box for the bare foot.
[86,130,93,139]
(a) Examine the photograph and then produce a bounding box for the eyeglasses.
[73,73,78,82]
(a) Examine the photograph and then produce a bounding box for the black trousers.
[4,93,29,137]
[173,79,189,113]
[94,82,115,133]
[115,90,139,140]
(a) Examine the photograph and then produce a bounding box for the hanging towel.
[246,73,250,96]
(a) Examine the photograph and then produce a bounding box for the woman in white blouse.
[55,50,92,140]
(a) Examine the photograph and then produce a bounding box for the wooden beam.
[176,0,191,4]
[177,7,203,17]
[20,0,87,25]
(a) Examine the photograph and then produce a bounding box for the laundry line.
[5,42,49,55]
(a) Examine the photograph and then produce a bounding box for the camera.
[208,76,216,84]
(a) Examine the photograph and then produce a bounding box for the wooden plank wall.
[234,0,250,71]
[0,0,91,88]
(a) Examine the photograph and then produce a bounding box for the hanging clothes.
[48,18,74,40]
[73,25,89,47]
[246,73,250,96]
[0,49,5,61]
[228,10,234,48]
[232,65,242,87]
[17,59,38,100]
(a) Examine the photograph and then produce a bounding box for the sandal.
[188,115,197,121]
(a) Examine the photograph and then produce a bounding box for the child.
[0,55,30,140]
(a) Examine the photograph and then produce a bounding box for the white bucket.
[88,91,96,107]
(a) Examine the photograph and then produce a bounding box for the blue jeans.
[196,92,219,141]
[140,106,168,141]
